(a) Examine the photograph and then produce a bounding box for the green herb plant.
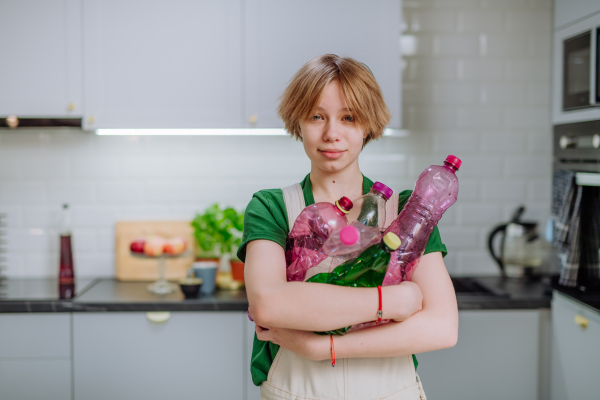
[191,204,244,259]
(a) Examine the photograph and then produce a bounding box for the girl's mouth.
[319,149,345,159]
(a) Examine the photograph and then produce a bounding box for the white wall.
[0,0,553,278]
[401,0,553,275]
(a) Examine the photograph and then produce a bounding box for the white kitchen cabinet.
[73,311,245,400]
[243,0,402,129]
[82,0,243,130]
[0,313,72,400]
[0,0,82,117]
[550,292,600,400]
[245,317,261,400]
[554,0,600,29]
[416,310,543,400]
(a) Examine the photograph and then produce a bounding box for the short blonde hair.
[277,54,391,146]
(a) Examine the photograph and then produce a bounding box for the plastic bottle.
[351,182,393,232]
[286,197,353,282]
[59,204,75,299]
[307,232,401,287]
[307,232,401,335]
[383,155,461,285]
[322,223,381,257]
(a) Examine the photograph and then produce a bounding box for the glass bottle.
[59,204,75,299]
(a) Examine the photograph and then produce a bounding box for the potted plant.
[191,204,244,279]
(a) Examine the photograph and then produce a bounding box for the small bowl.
[179,277,203,299]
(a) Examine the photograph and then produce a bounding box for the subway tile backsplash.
[0,0,553,278]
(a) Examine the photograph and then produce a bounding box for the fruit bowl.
[129,236,189,295]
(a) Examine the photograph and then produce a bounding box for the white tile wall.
[402,0,552,275]
[0,0,553,278]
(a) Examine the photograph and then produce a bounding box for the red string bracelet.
[376,285,383,324]
[330,334,336,367]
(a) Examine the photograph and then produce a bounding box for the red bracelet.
[330,334,336,367]
[376,286,383,324]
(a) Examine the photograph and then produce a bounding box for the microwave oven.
[553,13,600,124]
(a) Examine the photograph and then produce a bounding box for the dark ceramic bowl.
[179,278,203,299]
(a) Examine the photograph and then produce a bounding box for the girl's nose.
[322,120,341,142]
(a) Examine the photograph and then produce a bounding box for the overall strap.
[281,183,306,231]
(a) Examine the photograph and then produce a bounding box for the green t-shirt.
[237,174,448,387]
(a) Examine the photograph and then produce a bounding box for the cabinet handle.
[146,312,171,323]
[88,116,95,124]
[574,314,588,330]
[67,102,75,111]
[248,115,258,125]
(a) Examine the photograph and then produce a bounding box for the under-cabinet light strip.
[94,128,408,137]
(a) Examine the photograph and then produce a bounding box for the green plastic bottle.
[307,232,401,335]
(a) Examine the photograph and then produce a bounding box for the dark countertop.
[0,276,553,313]
[550,277,600,312]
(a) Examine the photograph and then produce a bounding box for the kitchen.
[0,0,599,399]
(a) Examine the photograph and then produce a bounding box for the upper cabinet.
[1,1,402,129]
[82,0,243,130]
[0,0,82,117]
[243,0,402,129]
[554,0,600,29]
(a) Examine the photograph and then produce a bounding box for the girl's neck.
[310,161,364,204]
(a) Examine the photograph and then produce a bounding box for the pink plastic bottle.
[322,223,381,257]
[383,155,461,285]
[286,197,353,282]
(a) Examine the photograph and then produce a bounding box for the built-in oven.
[553,120,600,291]
[553,13,600,124]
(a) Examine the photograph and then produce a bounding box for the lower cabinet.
[416,310,545,400]
[0,313,72,400]
[245,316,261,400]
[550,292,600,400]
[73,312,245,400]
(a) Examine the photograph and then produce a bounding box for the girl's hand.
[385,281,423,322]
[255,324,328,361]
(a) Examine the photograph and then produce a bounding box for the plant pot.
[230,260,245,281]
[195,256,220,263]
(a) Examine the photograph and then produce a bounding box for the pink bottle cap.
[445,155,462,170]
[337,196,353,213]
[339,225,360,246]
[372,182,393,200]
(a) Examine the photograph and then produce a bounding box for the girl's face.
[299,80,367,173]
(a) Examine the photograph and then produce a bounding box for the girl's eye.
[342,115,354,122]
[312,115,323,120]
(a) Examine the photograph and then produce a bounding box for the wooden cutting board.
[115,221,196,281]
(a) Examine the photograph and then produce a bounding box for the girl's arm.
[245,239,423,332]
[331,251,458,358]
[256,251,458,359]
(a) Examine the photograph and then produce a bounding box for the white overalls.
[258,184,427,400]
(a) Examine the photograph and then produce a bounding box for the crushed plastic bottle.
[322,223,381,257]
[286,197,353,282]
[383,155,461,285]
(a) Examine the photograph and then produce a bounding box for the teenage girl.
[238,54,458,400]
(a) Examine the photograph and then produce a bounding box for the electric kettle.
[487,206,549,278]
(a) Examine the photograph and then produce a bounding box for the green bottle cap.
[382,232,401,251]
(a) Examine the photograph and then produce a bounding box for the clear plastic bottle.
[350,182,393,232]
[59,204,75,299]
[286,197,353,282]
[383,155,461,285]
